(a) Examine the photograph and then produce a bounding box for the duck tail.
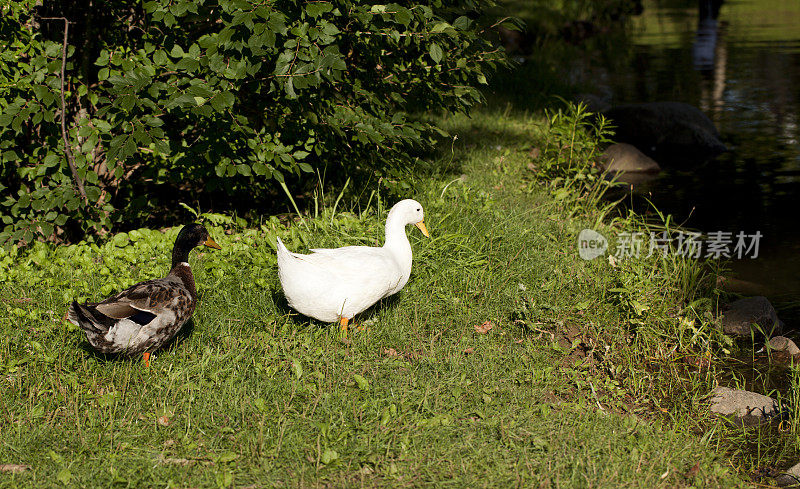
[68,301,109,335]
[66,301,82,326]
[276,237,287,253]
[276,237,294,260]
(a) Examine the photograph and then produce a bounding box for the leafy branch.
[38,16,87,203]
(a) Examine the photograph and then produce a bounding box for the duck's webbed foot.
[143,351,151,368]
[339,317,349,338]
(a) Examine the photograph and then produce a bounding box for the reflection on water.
[597,0,800,298]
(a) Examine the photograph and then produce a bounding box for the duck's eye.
[417,208,420,211]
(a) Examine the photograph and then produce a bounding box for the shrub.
[0,0,507,245]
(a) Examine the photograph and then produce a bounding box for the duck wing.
[307,245,386,261]
[95,276,187,316]
[69,276,192,355]
[311,247,407,294]
[295,247,402,314]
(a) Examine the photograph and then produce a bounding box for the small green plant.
[526,101,615,213]
[786,364,800,441]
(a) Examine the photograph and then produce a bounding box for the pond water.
[590,0,800,303]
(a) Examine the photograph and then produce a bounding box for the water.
[593,0,800,300]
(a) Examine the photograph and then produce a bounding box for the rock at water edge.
[720,296,781,336]
[709,386,779,426]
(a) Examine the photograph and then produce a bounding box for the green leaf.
[56,467,72,484]
[430,22,451,33]
[118,94,136,112]
[254,398,267,413]
[252,161,268,176]
[306,2,333,18]
[237,164,252,176]
[216,451,238,463]
[215,471,233,488]
[453,16,472,30]
[394,7,412,26]
[631,300,649,316]
[153,49,169,66]
[353,374,369,391]
[429,44,443,64]
[210,91,235,112]
[39,222,54,236]
[321,449,338,465]
[290,357,302,379]
[553,188,570,201]
[284,77,296,98]
[95,51,110,66]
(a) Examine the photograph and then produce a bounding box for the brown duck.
[67,223,221,367]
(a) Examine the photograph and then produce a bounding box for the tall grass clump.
[526,102,617,221]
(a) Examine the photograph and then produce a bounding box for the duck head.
[390,199,430,237]
[172,223,222,268]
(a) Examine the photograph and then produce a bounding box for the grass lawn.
[0,107,746,487]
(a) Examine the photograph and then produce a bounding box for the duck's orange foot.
[143,352,151,368]
[339,317,349,338]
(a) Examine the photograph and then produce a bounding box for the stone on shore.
[776,461,800,487]
[709,387,779,426]
[604,101,726,159]
[601,143,661,173]
[768,336,800,356]
[720,296,781,336]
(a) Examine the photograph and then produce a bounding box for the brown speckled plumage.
[67,224,220,358]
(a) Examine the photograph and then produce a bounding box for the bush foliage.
[0,0,506,245]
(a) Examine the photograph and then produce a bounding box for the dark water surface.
[593,0,800,299]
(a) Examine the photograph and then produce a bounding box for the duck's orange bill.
[204,237,222,249]
[415,220,430,238]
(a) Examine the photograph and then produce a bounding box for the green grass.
[0,105,749,487]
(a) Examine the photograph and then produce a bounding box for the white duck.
[276,199,429,334]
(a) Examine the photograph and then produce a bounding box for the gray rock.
[601,143,661,173]
[709,387,779,426]
[721,296,781,336]
[768,336,800,356]
[604,101,726,159]
[776,461,800,487]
